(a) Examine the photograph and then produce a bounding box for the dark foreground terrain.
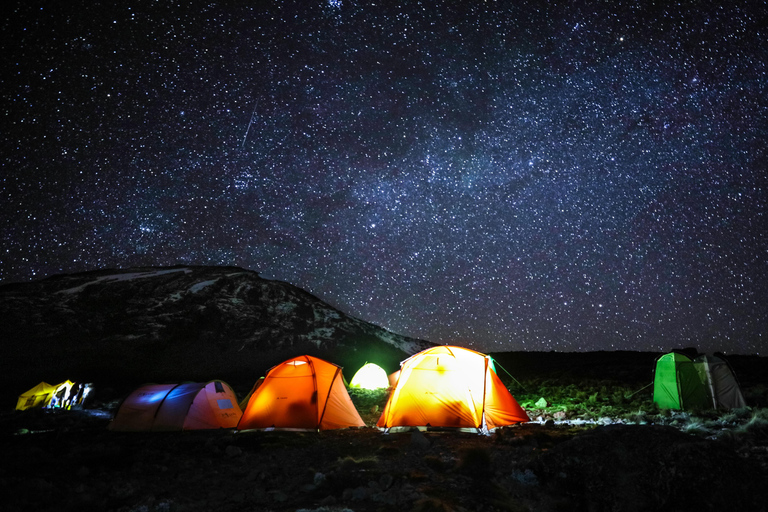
[3,350,768,512]
[3,404,768,511]
[2,409,768,512]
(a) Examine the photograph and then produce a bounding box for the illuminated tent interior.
[377,345,529,433]
[16,380,76,411]
[109,380,242,431]
[349,362,390,390]
[237,355,365,431]
[653,351,747,411]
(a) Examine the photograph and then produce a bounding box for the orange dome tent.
[377,345,528,433]
[237,355,365,431]
[109,380,242,431]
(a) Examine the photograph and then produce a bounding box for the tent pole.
[154,383,183,420]
[676,368,685,410]
[480,357,490,432]
[627,381,653,398]
[702,358,717,409]
[494,360,527,391]
[305,356,324,431]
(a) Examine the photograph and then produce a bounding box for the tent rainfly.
[349,362,390,390]
[109,381,242,431]
[237,355,365,431]
[16,380,75,411]
[653,352,747,411]
[377,345,529,433]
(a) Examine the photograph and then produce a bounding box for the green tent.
[653,352,709,410]
[653,352,746,411]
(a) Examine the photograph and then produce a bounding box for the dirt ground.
[2,406,767,512]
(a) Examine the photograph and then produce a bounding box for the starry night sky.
[2,1,767,354]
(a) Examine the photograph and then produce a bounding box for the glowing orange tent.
[237,355,365,431]
[377,346,528,433]
[109,380,242,431]
[387,370,400,389]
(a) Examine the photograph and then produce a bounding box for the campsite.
[3,349,768,512]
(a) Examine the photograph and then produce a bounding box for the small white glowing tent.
[349,363,389,390]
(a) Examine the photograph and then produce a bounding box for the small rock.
[373,489,398,505]
[410,430,430,450]
[251,487,268,503]
[319,494,337,505]
[108,481,136,499]
[225,445,242,457]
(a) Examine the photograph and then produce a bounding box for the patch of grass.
[375,444,401,457]
[347,387,389,425]
[622,409,651,424]
[347,387,389,410]
[512,377,768,442]
[336,454,380,471]
[681,419,712,436]
[515,377,657,421]
[736,411,768,439]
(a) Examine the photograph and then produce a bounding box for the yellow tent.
[377,346,528,433]
[16,380,75,411]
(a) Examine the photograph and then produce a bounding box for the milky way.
[2,1,766,354]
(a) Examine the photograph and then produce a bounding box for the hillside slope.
[0,266,433,391]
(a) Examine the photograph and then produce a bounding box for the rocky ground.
[2,404,768,512]
[3,351,767,511]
